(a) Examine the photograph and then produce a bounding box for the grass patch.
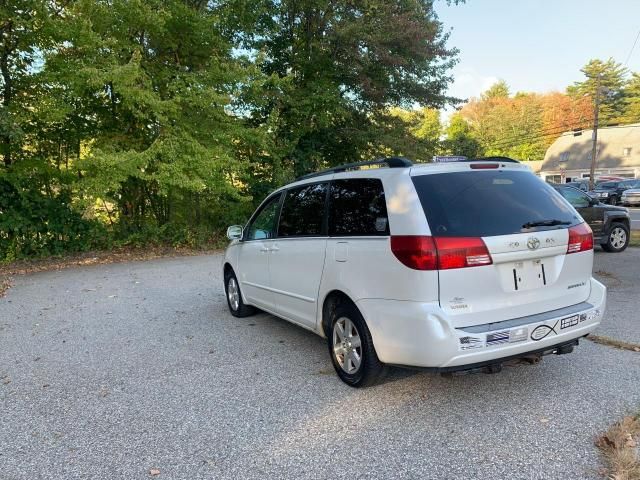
[631,231,640,248]
[596,414,640,480]
[587,334,640,353]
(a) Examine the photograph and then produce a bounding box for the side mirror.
[226,225,243,240]
[589,197,600,206]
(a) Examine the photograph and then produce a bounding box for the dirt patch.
[587,334,640,353]
[594,269,623,288]
[0,247,222,278]
[631,231,640,248]
[596,414,640,480]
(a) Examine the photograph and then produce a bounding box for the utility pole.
[589,74,601,190]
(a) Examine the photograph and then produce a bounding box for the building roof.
[541,123,640,172]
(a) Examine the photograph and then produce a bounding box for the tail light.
[567,223,593,254]
[391,236,492,270]
[434,237,493,269]
[390,236,437,270]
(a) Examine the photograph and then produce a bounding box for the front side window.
[278,183,327,237]
[245,193,282,240]
[329,179,389,236]
[558,187,590,208]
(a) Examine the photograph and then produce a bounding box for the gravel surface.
[1,253,639,480]
[593,247,640,344]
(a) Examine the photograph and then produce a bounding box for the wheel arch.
[223,262,234,279]
[321,290,360,338]
[605,213,630,232]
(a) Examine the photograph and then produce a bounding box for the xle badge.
[530,320,559,341]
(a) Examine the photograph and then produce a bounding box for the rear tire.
[224,269,256,317]
[602,223,629,253]
[328,302,384,388]
[609,195,618,205]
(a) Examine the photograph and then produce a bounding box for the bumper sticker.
[530,320,559,341]
[459,336,484,351]
[560,315,579,330]
[509,327,528,343]
[486,331,510,346]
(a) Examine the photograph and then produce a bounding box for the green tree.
[568,58,627,123]
[41,0,257,234]
[622,72,640,123]
[481,79,510,100]
[443,112,482,158]
[241,0,459,188]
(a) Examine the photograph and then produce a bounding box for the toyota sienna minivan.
[223,157,607,387]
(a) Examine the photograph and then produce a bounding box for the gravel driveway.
[1,251,639,479]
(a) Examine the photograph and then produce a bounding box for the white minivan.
[223,157,606,387]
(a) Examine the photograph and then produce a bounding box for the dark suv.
[590,179,640,205]
[553,184,631,252]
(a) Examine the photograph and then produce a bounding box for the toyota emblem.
[527,237,541,250]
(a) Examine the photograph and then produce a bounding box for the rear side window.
[278,183,327,237]
[412,170,580,237]
[329,179,389,236]
[557,187,590,208]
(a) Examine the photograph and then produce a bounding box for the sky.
[436,0,640,102]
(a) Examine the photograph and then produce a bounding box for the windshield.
[411,170,581,237]
[598,182,618,189]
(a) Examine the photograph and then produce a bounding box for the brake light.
[390,236,492,270]
[390,236,438,270]
[469,163,499,169]
[567,223,593,254]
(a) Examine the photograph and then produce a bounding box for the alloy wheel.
[609,227,627,250]
[332,317,363,374]
[227,277,240,311]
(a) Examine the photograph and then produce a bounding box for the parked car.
[621,188,640,207]
[590,179,640,205]
[552,185,631,252]
[223,157,606,387]
[566,180,590,192]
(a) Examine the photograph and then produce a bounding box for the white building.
[540,123,640,183]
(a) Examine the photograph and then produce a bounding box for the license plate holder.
[512,259,547,291]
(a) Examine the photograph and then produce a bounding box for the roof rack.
[295,156,413,181]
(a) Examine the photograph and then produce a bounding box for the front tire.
[328,302,384,388]
[602,223,629,253]
[224,270,256,317]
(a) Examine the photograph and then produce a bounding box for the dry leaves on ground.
[587,335,640,353]
[0,247,221,278]
[596,414,640,480]
[0,276,12,298]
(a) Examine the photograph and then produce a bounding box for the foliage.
[0,0,460,261]
[443,58,637,162]
[568,58,628,123]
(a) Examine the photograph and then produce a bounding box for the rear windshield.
[411,170,581,237]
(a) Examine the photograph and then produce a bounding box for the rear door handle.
[271,245,280,252]
[260,246,270,252]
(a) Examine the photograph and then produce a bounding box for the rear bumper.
[357,277,606,368]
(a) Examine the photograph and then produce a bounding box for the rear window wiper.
[522,219,572,229]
